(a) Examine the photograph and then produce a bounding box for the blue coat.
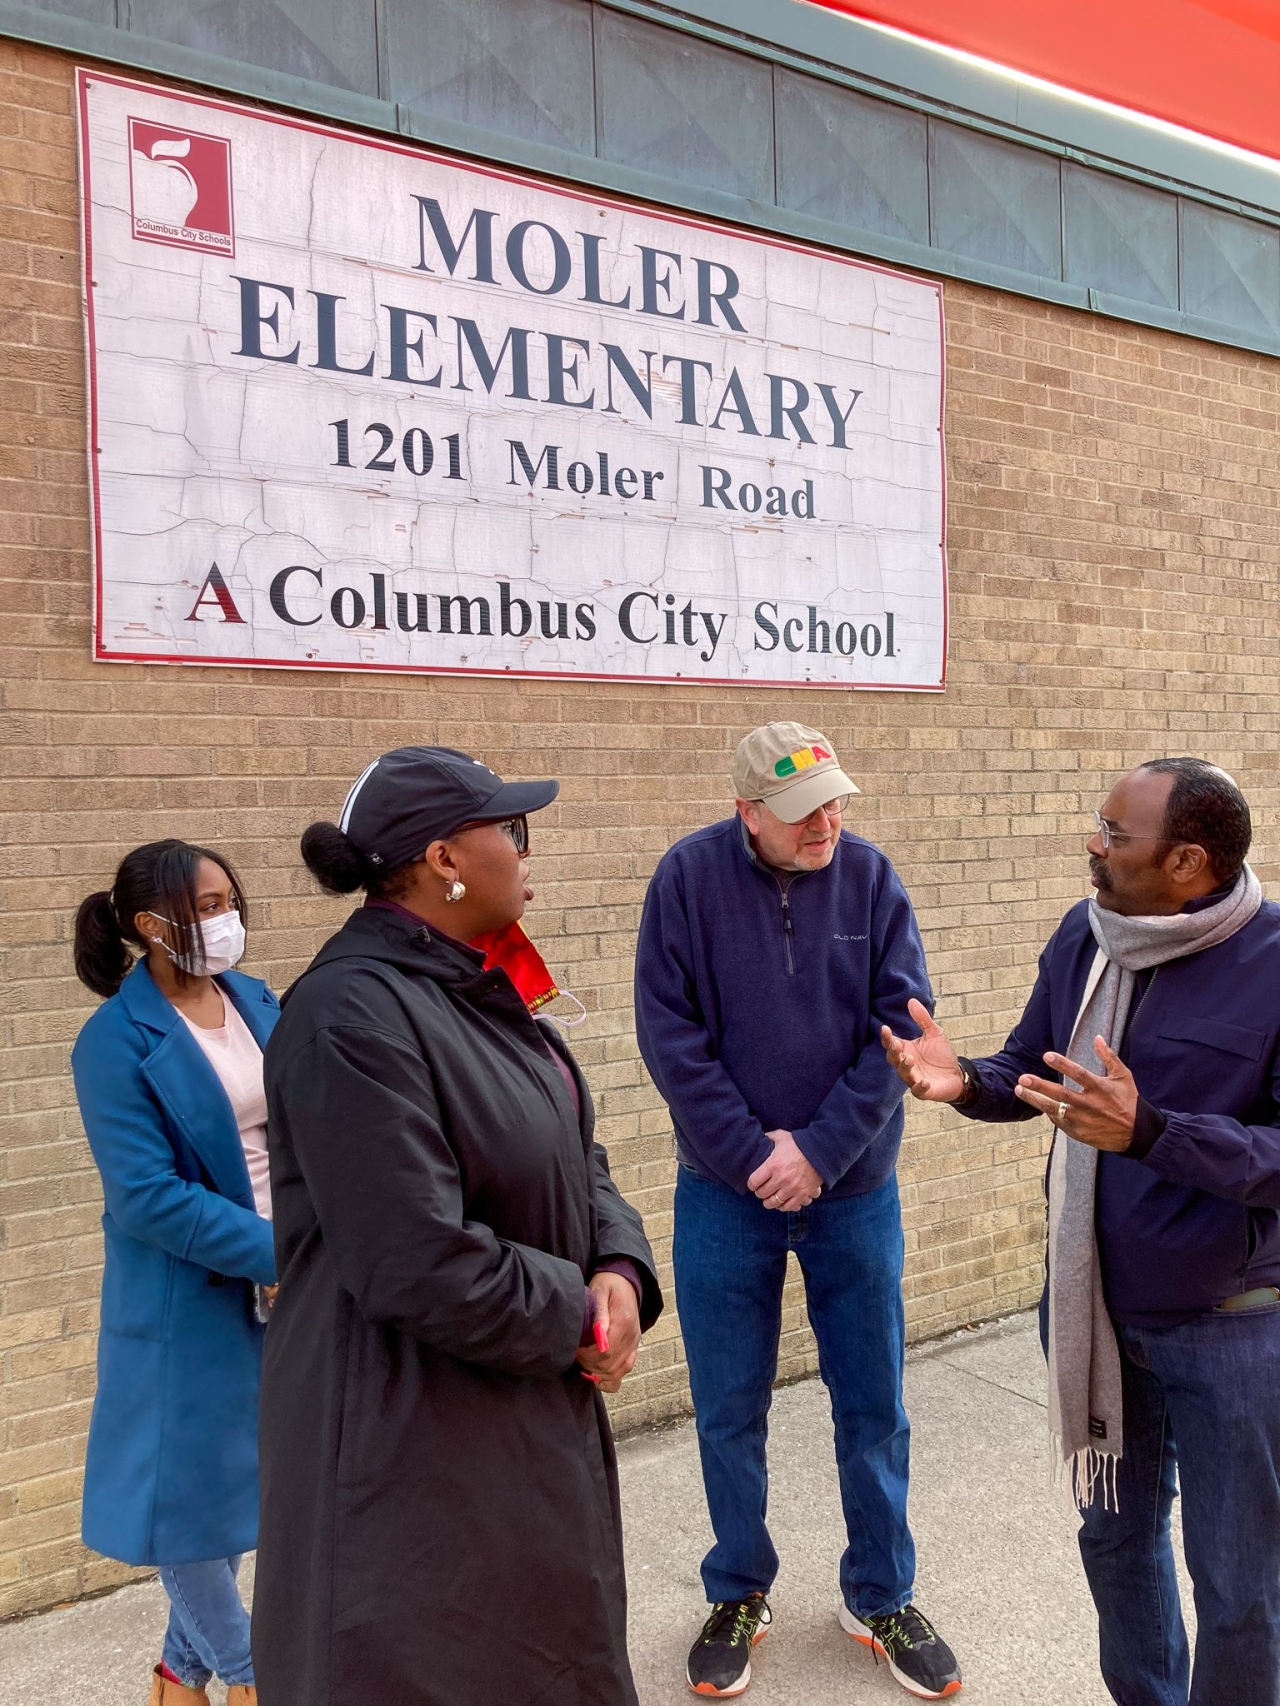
[70,962,278,1566]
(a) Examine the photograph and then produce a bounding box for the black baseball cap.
[337,746,558,870]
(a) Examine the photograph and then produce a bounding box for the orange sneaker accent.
[842,1620,964,1698]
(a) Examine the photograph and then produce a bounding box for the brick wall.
[2,39,1278,1618]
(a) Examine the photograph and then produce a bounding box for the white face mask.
[151,908,246,975]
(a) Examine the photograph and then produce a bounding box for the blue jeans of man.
[158,1555,255,1689]
[673,1167,914,1616]
[1071,1303,1280,1706]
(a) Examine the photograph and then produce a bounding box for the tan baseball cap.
[732,721,860,823]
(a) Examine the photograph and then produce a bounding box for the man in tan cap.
[635,723,961,1700]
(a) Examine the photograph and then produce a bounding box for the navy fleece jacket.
[634,818,932,1198]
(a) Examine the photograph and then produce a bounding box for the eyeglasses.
[1091,810,1165,851]
[750,798,853,818]
[454,814,530,856]
[752,796,849,822]
[792,796,849,821]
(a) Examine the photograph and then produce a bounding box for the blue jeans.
[158,1555,254,1688]
[673,1167,914,1617]
[1072,1304,1280,1706]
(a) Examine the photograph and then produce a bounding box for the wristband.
[954,1057,982,1110]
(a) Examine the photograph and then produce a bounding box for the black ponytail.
[73,891,132,999]
[73,839,248,1000]
[300,821,418,899]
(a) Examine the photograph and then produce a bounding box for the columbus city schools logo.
[774,743,832,778]
[128,118,234,256]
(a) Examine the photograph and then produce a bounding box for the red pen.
[593,1321,611,1355]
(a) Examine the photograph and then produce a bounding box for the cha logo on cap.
[774,743,832,779]
[128,118,234,256]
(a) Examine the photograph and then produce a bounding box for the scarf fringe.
[1052,1433,1121,1511]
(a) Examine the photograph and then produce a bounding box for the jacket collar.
[286,903,551,1047]
[118,956,185,1034]
[735,812,834,888]
[119,961,276,1206]
[285,904,491,1000]
[118,958,276,1043]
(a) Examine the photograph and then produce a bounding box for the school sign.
[78,71,947,689]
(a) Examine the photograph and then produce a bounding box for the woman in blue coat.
[71,839,278,1706]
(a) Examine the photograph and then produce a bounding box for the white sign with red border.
[78,70,947,689]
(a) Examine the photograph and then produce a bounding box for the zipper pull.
[779,891,796,974]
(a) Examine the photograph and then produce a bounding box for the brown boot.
[148,1666,210,1706]
[226,1690,257,1706]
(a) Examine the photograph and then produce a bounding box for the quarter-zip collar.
[736,815,821,976]
[735,813,811,886]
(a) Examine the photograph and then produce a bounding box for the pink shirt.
[179,995,272,1220]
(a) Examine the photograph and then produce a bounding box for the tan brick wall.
[2,39,1279,1618]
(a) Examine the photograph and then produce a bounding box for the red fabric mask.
[470,919,560,1013]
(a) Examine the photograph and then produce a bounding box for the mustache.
[1090,856,1113,889]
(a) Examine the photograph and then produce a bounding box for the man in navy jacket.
[635,721,961,1701]
[884,758,1280,1706]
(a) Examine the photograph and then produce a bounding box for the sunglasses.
[453,814,530,856]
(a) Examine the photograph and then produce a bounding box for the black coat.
[251,907,662,1706]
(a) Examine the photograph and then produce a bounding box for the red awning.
[812,1,1280,162]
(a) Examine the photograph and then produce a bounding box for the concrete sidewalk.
[0,1312,1189,1704]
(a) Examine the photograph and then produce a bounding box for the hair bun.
[300,821,371,895]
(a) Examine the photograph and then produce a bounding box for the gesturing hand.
[748,1129,823,1212]
[575,1271,642,1393]
[881,998,966,1103]
[1014,1038,1139,1152]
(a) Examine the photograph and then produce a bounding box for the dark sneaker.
[839,1602,962,1699]
[685,1594,772,1696]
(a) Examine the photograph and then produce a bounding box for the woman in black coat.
[252,746,662,1706]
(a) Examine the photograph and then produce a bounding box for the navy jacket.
[70,962,278,1566]
[634,818,932,1198]
[964,897,1280,1324]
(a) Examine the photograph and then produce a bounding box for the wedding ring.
[1056,1101,1068,1124]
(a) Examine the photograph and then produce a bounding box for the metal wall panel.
[386,0,595,156]
[775,67,928,246]
[25,0,113,21]
[9,0,1280,358]
[1063,164,1178,310]
[127,0,378,95]
[1180,203,1280,339]
[664,0,1280,224]
[929,121,1062,280]
[595,8,774,204]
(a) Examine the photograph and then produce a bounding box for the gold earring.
[445,880,466,903]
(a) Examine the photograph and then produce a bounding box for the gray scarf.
[1047,864,1263,1507]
